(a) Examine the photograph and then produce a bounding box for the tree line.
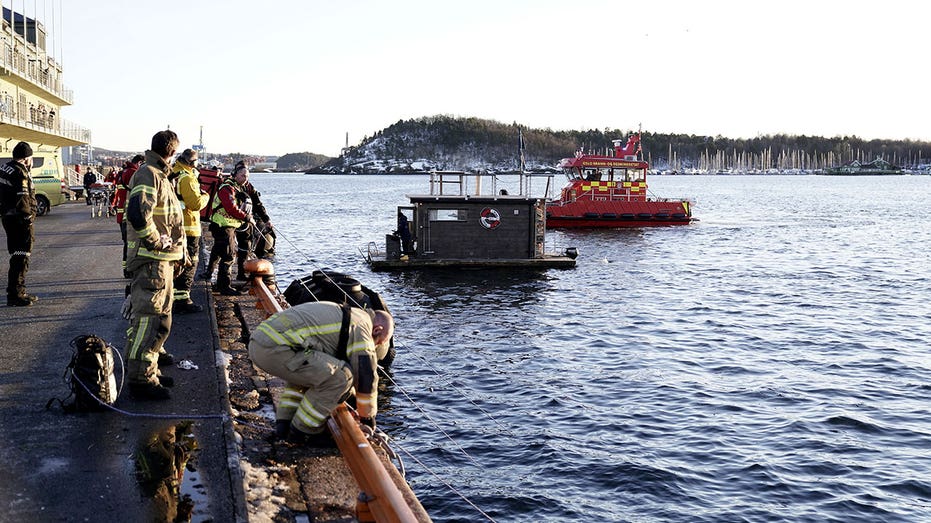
[330,115,931,172]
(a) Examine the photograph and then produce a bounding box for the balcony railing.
[0,94,89,144]
[0,34,73,104]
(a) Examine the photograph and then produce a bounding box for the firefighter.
[208,163,250,295]
[113,154,144,278]
[171,149,210,314]
[0,141,37,307]
[248,301,394,445]
[124,130,185,400]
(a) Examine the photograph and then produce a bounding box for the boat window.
[428,209,464,221]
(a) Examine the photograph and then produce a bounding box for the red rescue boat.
[545,133,695,228]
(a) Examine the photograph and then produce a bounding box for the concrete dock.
[0,201,385,521]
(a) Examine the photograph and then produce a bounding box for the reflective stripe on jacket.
[251,302,380,417]
[173,163,209,237]
[209,179,247,228]
[125,150,184,269]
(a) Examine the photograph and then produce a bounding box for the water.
[255,173,931,522]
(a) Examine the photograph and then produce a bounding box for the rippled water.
[255,173,931,522]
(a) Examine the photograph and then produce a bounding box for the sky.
[37,0,931,157]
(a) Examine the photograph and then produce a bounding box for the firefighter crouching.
[248,302,395,446]
[124,130,185,400]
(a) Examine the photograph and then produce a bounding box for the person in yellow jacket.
[248,302,394,446]
[124,130,185,400]
[171,149,210,314]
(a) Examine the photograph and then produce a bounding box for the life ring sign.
[479,207,501,229]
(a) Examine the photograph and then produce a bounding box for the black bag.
[47,335,119,412]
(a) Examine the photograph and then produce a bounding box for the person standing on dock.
[113,154,144,278]
[124,130,185,400]
[0,141,37,307]
[82,167,98,206]
[171,149,209,314]
[235,162,274,281]
[208,163,250,295]
[248,301,394,445]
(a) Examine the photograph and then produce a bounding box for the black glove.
[360,417,375,430]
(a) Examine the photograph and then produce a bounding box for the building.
[0,4,88,199]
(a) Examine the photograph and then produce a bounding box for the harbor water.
[256,173,931,522]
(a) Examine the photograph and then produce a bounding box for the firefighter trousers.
[173,235,200,302]
[126,260,174,385]
[209,223,237,291]
[248,337,353,434]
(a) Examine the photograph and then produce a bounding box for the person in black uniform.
[0,142,38,306]
[83,168,98,205]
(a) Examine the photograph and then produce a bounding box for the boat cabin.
[557,137,651,204]
[546,133,694,228]
[366,171,577,270]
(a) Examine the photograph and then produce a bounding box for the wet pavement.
[0,202,244,521]
[0,201,423,522]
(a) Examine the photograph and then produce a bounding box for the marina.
[1,1,931,522]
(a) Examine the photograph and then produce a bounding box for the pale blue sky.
[43,0,931,156]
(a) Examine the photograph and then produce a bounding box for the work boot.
[201,256,218,281]
[157,351,175,366]
[23,294,38,303]
[129,382,171,401]
[7,295,32,307]
[218,287,242,296]
[173,300,204,314]
[286,429,336,448]
[273,419,291,440]
[157,375,175,388]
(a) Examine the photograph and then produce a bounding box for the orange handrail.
[328,405,419,523]
[245,261,429,522]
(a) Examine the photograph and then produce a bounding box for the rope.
[263,226,499,515]
[392,441,498,522]
[62,338,226,420]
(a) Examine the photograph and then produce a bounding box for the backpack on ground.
[46,334,119,413]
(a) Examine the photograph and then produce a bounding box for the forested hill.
[309,115,931,174]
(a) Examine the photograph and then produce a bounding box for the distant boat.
[545,133,695,228]
[823,158,902,175]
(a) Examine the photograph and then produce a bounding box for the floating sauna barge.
[365,172,578,271]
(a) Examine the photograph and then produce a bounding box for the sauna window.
[428,209,464,221]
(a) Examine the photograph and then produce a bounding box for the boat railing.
[429,170,533,197]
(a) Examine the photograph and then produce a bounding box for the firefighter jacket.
[113,162,140,225]
[0,160,36,219]
[125,150,184,271]
[209,178,248,229]
[172,163,209,237]
[252,302,380,418]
